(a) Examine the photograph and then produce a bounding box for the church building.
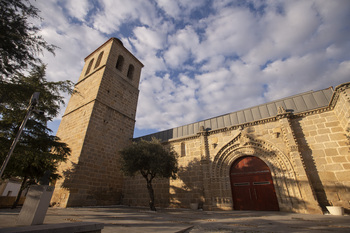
[52,38,350,214]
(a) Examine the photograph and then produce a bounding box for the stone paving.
[0,206,349,233]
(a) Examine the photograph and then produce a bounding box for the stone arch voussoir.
[210,134,302,211]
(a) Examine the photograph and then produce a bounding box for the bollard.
[17,185,54,226]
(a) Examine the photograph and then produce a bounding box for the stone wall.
[292,111,349,209]
[52,38,143,207]
[291,83,350,210]
[123,82,350,214]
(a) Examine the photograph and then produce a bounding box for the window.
[85,59,94,76]
[127,64,134,79]
[181,142,186,157]
[116,55,124,71]
[94,51,104,69]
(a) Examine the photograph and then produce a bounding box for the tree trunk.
[147,180,156,211]
[11,176,27,209]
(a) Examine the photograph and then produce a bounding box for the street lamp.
[0,92,40,178]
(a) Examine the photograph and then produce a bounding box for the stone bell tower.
[51,38,143,207]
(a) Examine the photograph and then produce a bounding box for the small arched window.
[127,64,134,79]
[181,142,186,157]
[85,59,94,76]
[94,51,104,69]
[116,55,124,71]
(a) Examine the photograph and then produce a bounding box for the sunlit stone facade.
[123,83,350,214]
[53,38,349,214]
[51,38,143,207]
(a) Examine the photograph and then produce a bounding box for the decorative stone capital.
[198,125,208,136]
[278,106,287,114]
[277,106,292,119]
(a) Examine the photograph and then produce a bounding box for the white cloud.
[93,0,158,34]
[133,27,165,50]
[243,0,350,65]
[262,52,350,101]
[333,61,350,84]
[135,0,350,133]
[156,0,208,19]
[164,26,199,68]
[31,0,350,137]
[64,0,91,22]
[164,45,189,68]
[136,73,201,130]
[32,1,107,121]
[128,25,169,78]
[194,65,266,119]
[155,0,181,18]
[195,6,258,63]
[201,55,226,72]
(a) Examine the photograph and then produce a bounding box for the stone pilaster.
[277,108,323,214]
[198,126,212,210]
[331,82,350,134]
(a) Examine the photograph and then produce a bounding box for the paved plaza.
[0,206,349,232]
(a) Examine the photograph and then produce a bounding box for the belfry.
[51,38,143,207]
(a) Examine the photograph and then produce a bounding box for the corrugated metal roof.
[136,87,334,142]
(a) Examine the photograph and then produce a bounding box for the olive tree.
[119,138,178,211]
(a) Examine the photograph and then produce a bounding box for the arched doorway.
[230,156,279,211]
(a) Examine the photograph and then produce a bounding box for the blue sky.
[32,0,350,138]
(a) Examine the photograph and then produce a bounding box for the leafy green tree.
[0,65,73,208]
[0,0,56,77]
[120,138,178,211]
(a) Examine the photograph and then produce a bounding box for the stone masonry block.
[329,133,347,141]
[335,171,350,181]
[332,156,347,163]
[325,148,339,156]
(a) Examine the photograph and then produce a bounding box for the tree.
[120,138,178,211]
[0,0,56,77]
[0,65,73,208]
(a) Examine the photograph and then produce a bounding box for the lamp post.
[0,92,40,178]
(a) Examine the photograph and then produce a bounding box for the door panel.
[232,183,253,210]
[230,156,279,211]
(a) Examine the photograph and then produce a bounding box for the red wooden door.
[230,156,279,211]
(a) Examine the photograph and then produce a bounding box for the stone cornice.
[167,134,200,143]
[207,116,282,137]
[291,106,331,119]
[165,103,335,141]
[328,81,350,108]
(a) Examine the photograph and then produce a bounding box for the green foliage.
[0,0,69,208]
[120,138,178,181]
[0,65,73,183]
[120,138,178,210]
[0,0,56,77]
